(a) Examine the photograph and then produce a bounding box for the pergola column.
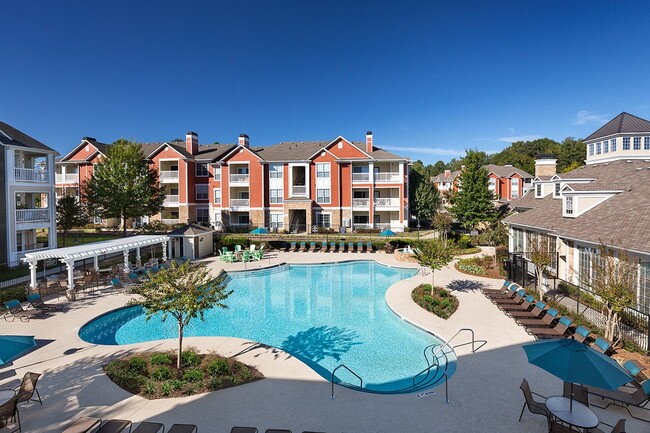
[163,241,169,261]
[27,259,38,290]
[136,247,141,267]
[123,250,131,273]
[93,254,99,271]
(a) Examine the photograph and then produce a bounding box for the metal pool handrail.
[331,364,363,399]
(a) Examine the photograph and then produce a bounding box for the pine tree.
[451,149,496,230]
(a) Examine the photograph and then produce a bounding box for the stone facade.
[249,209,266,228]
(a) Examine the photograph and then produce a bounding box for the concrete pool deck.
[0,249,644,432]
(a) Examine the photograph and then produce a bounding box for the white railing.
[160,171,179,182]
[15,168,49,183]
[164,195,180,205]
[374,198,400,208]
[374,223,392,230]
[230,199,250,207]
[55,173,78,183]
[352,173,370,182]
[16,209,50,223]
[374,172,401,182]
[161,218,180,225]
[230,174,250,183]
[352,198,370,208]
[291,185,307,196]
[353,223,372,230]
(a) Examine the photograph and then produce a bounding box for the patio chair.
[329,241,336,252]
[298,242,307,252]
[127,273,143,285]
[528,315,573,339]
[250,244,256,252]
[253,248,264,261]
[517,308,560,328]
[62,416,102,433]
[622,359,645,381]
[563,381,589,407]
[96,419,132,433]
[493,289,527,305]
[357,242,364,253]
[309,241,317,252]
[167,424,197,433]
[591,419,626,433]
[27,293,64,312]
[591,337,614,356]
[235,245,243,252]
[12,371,42,408]
[572,326,591,343]
[286,242,296,252]
[3,300,45,322]
[230,428,257,433]
[366,242,374,253]
[242,251,252,262]
[481,280,512,295]
[548,420,580,433]
[485,283,519,300]
[180,256,190,263]
[0,396,20,433]
[132,422,165,433]
[221,251,235,263]
[265,430,292,433]
[509,301,547,320]
[347,242,355,252]
[499,295,536,312]
[110,278,129,294]
[338,241,345,252]
[518,378,548,422]
[320,241,329,253]
[589,379,650,421]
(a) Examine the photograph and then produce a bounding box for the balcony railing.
[352,173,370,183]
[230,199,250,207]
[353,223,372,230]
[374,223,392,230]
[164,195,180,205]
[15,168,49,183]
[291,185,307,196]
[230,174,250,184]
[352,198,370,208]
[16,209,50,223]
[160,171,179,182]
[374,172,401,182]
[161,218,180,225]
[374,198,400,208]
[55,173,78,183]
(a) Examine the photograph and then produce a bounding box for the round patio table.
[0,389,15,406]
[546,396,599,430]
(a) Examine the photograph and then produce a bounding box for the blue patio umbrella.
[523,337,631,409]
[249,227,270,235]
[379,229,397,238]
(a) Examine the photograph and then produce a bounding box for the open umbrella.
[379,229,396,239]
[249,227,269,235]
[523,337,631,409]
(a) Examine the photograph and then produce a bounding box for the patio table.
[0,389,15,406]
[546,395,599,431]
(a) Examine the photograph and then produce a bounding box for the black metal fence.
[508,252,650,354]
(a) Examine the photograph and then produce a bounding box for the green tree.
[529,235,555,300]
[558,137,585,172]
[481,222,508,266]
[431,160,447,176]
[416,240,453,296]
[130,261,233,369]
[451,150,496,230]
[432,212,453,242]
[590,244,638,343]
[409,162,441,227]
[56,196,89,247]
[82,140,165,236]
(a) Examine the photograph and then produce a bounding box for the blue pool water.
[79,261,456,393]
[0,335,36,366]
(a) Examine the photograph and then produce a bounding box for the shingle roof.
[0,121,55,152]
[195,144,237,161]
[168,223,214,236]
[247,140,408,162]
[484,164,533,179]
[432,170,461,183]
[585,112,650,141]
[504,160,650,254]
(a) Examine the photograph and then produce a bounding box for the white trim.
[59,140,105,162]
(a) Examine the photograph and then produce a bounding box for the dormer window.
[611,138,617,152]
[596,142,601,154]
[565,196,574,215]
[645,137,650,150]
[536,184,542,197]
[589,144,594,156]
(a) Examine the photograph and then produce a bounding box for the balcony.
[15,168,49,183]
[291,185,307,196]
[374,198,400,208]
[374,172,401,183]
[161,218,180,225]
[353,223,372,230]
[352,198,370,209]
[164,195,180,205]
[230,199,250,208]
[55,173,78,184]
[16,209,50,223]
[230,174,249,184]
[160,171,179,183]
[352,173,370,183]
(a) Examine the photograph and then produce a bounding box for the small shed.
[168,224,215,260]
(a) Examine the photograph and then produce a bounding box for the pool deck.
[0,248,644,432]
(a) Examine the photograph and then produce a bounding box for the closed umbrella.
[522,337,631,410]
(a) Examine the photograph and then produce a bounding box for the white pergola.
[22,235,171,290]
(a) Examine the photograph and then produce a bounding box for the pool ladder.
[331,364,363,399]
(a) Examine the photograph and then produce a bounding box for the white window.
[554,182,561,197]
[610,138,617,152]
[488,177,496,191]
[316,188,331,204]
[645,137,650,150]
[535,184,542,197]
[588,144,594,156]
[16,232,23,252]
[269,163,283,178]
[603,141,609,153]
[316,162,330,178]
[623,137,630,150]
[634,137,641,150]
[316,212,331,227]
[213,188,221,205]
[196,184,209,200]
[596,142,601,154]
[511,177,519,199]
[565,196,574,215]
[195,162,209,177]
[196,208,209,224]
[270,189,283,204]
[213,211,222,227]
[270,213,283,229]
[213,167,221,181]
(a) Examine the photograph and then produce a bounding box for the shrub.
[457,234,473,250]
[150,353,172,365]
[128,357,147,375]
[411,284,458,319]
[161,381,173,396]
[144,380,156,395]
[208,358,230,376]
[209,376,223,390]
[0,286,28,306]
[169,379,184,390]
[105,360,144,393]
[239,368,253,382]
[182,368,204,382]
[181,350,200,367]
[151,366,172,381]
[457,258,486,275]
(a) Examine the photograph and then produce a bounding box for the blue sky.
[3,1,650,164]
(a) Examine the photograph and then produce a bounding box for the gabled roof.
[484,164,533,179]
[168,223,214,236]
[195,144,237,161]
[432,170,461,183]
[60,138,110,162]
[0,121,56,152]
[585,112,650,141]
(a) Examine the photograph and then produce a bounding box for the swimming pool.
[79,261,456,393]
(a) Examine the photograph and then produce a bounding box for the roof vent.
[636,167,642,171]
[604,163,610,165]
[626,160,632,163]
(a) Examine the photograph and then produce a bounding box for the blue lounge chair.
[366,242,374,253]
[338,241,345,252]
[27,294,64,311]
[592,337,613,355]
[321,241,329,252]
[329,241,336,252]
[573,326,591,343]
[299,241,307,252]
[357,242,364,253]
[309,241,317,252]
[3,299,44,322]
[347,242,355,253]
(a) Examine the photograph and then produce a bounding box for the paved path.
[0,250,642,432]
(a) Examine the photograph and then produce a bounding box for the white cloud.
[381,146,464,157]
[573,110,609,125]
[497,135,542,143]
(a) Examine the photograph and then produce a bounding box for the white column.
[136,247,141,267]
[93,254,99,271]
[65,259,75,290]
[27,259,38,289]
[163,241,169,261]
[123,250,131,273]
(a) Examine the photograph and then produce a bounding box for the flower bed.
[455,256,505,279]
[104,349,263,399]
[411,284,458,319]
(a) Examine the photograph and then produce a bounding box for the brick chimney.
[238,134,249,148]
[535,154,557,178]
[185,131,198,155]
[444,169,451,177]
[366,131,373,153]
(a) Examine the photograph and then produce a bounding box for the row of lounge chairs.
[62,418,197,433]
[2,295,65,322]
[285,241,375,253]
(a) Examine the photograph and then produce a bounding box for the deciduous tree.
[416,240,453,296]
[56,196,89,247]
[529,235,555,300]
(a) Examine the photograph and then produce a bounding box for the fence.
[508,252,650,354]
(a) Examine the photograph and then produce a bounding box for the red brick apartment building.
[56,131,410,232]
